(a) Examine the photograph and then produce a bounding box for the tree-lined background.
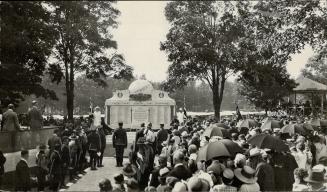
[1,1,326,119]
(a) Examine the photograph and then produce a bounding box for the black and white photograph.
[0,0,327,191]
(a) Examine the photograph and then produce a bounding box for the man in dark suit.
[156,123,168,155]
[48,129,62,155]
[2,104,21,150]
[15,150,31,191]
[97,127,106,167]
[27,100,43,131]
[168,151,192,181]
[112,122,127,167]
[87,129,100,170]
[49,143,62,191]
[0,150,6,190]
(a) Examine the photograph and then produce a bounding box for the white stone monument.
[105,79,176,129]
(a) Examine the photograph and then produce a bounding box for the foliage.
[302,54,327,85]
[0,1,57,107]
[47,1,133,119]
[237,64,297,112]
[161,1,251,119]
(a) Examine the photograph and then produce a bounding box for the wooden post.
[322,93,324,114]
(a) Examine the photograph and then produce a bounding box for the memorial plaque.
[132,106,149,126]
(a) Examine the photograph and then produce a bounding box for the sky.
[112,1,315,83]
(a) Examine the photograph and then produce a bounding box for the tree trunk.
[212,88,221,121]
[67,46,75,121]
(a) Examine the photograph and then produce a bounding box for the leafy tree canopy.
[0,1,57,107]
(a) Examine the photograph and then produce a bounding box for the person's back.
[28,106,43,130]
[2,108,20,132]
[15,150,31,191]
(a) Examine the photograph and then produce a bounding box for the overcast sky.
[112,1,315,83]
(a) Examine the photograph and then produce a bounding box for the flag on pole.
[236,105,243,121]
[183,107,188,120]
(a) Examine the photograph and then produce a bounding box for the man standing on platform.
[2,104,21,150]
[156,123,168,155]
[112,122,127,167]
[27,100,43,131]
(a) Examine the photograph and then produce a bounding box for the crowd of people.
[101,115,327,192]
[1,100,327,192]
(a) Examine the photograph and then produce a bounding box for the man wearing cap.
[2,104,21,150]
[87,129,101,170]
[112,122,127,167]
[212,169,237,192]
[36,145,49,191]
[27,100,43,131]
[156,123,168,155]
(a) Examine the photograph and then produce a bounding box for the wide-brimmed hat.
[187,177,210,192]
[223,168,234,180]
[39,144,47,150]
[234,166,257,184]
[304,169,327,183]
[122,163,136,177]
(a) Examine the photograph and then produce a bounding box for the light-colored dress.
[292,183,309,191]
[238,183,260,192]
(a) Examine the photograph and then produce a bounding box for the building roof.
[293,76,327,93]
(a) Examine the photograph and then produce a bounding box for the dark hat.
[141,123,145,127]
[122,163,136,177]
[98,178,112,191]
[126,178,139,190]
[118,121,123,125]
[318,156,327,166]
[8,104,14,108]
[160,123,164,126]
[234,166,257,184]
[137,137,146,145]
[304,169,327,183]
[113,173,124,184]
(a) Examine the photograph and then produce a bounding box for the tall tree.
[237,64,297,113]
[48,1,133,120]
[0,1,57,107]
[302,54,327,85]
[161,1,250,120]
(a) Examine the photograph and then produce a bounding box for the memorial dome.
[128,79,154,95]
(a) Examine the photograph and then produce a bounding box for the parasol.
[247,134,289,152]
[219,139,244,156]
[236,119,259,129]
[197,141,231,162]
[260,118,282,131]
[203,125,231,138]
[280,124,306,135]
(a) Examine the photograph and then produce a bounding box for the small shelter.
[292,76,327,114]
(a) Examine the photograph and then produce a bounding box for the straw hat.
[187,177,210,192]
[234,166,257,184]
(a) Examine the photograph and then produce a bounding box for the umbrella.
[247,134,289,152]
[236,119,259,129]
[197,141,231,162]
[203,125,231,138]
[260,118,282,131]
[215,123,230,129]
[220,139,244,156]
[280,124,306,135]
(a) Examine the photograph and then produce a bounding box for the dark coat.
[0,151,6,175]
[15,160,31,191]
[112,128,127,148]
[61,145,70,165]
[49,150,62,176]
[256,161,275,191]
[87,131,101,151]
[98,128,106,149]
[2,109,20,132]
[27,107,43,130]
[157,129,168,145]
[168,164,192,181]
